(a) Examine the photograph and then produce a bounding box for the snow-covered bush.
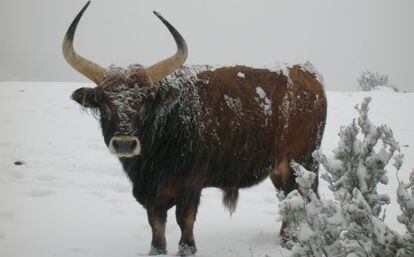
[357,71,398,92]
[396,168,414,256]
[277,163,345,257]
[278,97,414,257]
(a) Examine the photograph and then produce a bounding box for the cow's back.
[158,64,326,188]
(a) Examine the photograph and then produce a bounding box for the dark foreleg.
[147,207,168,255]
[175,188,201,256]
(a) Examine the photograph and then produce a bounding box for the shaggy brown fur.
[71,63,327,255]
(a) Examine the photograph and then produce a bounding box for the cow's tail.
[222,188,239,215]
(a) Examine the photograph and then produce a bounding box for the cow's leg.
[302,158,320,197]
[147,207,168,255]
[269,159,298,237]
[175,188,201,256]
[270,156,320,238]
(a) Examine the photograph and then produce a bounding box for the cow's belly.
[201,151,276,189]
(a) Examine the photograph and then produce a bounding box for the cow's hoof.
[177,243,197,256]
[149,245,167,255]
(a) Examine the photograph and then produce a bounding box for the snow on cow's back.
[159,64,325,131]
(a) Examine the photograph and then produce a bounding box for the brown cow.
[63,1,327,255]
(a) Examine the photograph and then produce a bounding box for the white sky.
[0,0,413,91]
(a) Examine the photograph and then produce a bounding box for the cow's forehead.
[103,82,137,94]
[102,83,153,105]
[100,65,153,90]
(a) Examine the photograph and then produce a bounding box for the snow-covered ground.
[0,82,412,257]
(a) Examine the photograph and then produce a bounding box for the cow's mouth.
[108,135,141,157]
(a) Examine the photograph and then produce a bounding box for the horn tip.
[82,1,91,10]
[81,1,91,12]
[153,11,163,19]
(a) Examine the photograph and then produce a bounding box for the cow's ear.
[71,87,99,108]
[160,87,180,106]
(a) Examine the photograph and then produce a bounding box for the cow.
[63,1,327,255]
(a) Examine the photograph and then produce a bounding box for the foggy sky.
[0,0,413,91]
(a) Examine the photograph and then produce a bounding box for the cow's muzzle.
[109,136,141,157]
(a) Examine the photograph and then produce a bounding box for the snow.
[267,62,290,78]
[255,87,272,116]
[223,94,243,117]
[162,65,213,141]
[237,72,245,79]
[0,82,413,257]
[299,61,325,87]
[266,61,324,89]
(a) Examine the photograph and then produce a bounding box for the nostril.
[112,140,120,151]
[110,137,140,155]
[129,140,137,150]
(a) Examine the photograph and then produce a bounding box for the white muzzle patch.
[109,135,141,158]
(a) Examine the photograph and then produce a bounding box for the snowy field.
[0,82,412,257]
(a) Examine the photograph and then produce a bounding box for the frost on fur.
[279,97,414,257]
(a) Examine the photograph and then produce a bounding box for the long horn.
[146,12,188,84]
[62,1,105,85]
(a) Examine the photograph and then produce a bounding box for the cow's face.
[71,65,177,158]
[63,3,187,157]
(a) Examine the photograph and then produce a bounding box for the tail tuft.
[222,188,239,215]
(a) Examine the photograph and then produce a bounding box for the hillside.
[0,82,412,257]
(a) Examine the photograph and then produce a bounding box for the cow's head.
[63,1,187,158]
